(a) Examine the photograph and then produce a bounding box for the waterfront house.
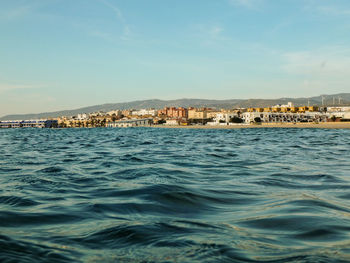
[0,120,58,128]
[107,118,153,127]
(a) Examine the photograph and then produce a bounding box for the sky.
[1,0,350,115]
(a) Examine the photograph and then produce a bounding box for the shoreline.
[151,122,350,129]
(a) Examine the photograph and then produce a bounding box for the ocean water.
[0,127,350,263]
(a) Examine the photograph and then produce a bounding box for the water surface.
[0,127,350,262]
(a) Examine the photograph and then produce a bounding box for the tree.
[331,115,337,122]
[254,117,262,123]
[230,116,243,123]
[101,118,107,127]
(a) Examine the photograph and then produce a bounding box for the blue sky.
[1,0,350,115]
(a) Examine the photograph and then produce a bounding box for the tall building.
[158,107,188,118]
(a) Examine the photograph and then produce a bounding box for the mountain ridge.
[1,93,350,120]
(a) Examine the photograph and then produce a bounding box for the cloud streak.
[280,46,350,93]
[228,0,262,9]
[317,6,350,16]
[0,2,37,21]
[283,46,350,77]
[98,0,131,40]
[0,83,41,94]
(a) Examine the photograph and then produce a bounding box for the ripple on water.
[0,234,75,263]
[0,127,350,262]
[0,195,39,207]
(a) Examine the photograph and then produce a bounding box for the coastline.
[152,122,350,129]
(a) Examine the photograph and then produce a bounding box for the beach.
[153,122,350,129]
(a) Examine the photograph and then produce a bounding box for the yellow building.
[121,110,132,117]
[272,107,281,113]
[263,107,272,112]
[308,106,319,112]
[290,107,299,113]
[206,111,221,119]
[298,106,308,112]
[188,109,207,119]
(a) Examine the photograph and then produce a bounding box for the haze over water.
[1,127,350,262]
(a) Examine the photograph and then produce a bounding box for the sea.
[0,127,350,263]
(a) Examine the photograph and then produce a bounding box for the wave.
[0,128,349,262]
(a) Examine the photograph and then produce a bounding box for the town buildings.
[131,109,158,116]
[122,110,133,117]
[0,120,58,128]
[209,112,238,125]
[241,112,327,124]
[107,118,153,127]
[107,110,122,117]
[75,113,89,120]
[158,107,188,118]
[2,102,350,129]
[241,103,329,123]
[165,119,179,126]
[188,108,208,119]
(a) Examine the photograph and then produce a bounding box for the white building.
[273,102,294,108]
[215,112,237,123]
[327,106,350,112]
[89,111,106,117]
[207,112,238,125]
[107,110,122,117]
[75,113,88,120]
[343,112,350,120]
[132,109,158,116]
[165,119,179,126]
[329,111,350,119]
[107,118,153,127]
[0,120,58,128]
[241,112,328,123]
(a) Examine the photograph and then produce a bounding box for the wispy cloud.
[194,24,224,39]
[317,6,350,16]
[283,46,350,77]
[190,24,226,48]
[87,30,113,41]
[202,25,224,39]
[303,2,350,17]
[98,0,131,40]
[209,26,224,36]
[228,0,262,9]
[0,3,36,21]
[0,83,41,94]
[281,46,350,92]
[0,1,62,23]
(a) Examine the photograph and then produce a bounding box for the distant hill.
[1,93,350,120]
[0,99,241,120]
[234,93,350,108]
